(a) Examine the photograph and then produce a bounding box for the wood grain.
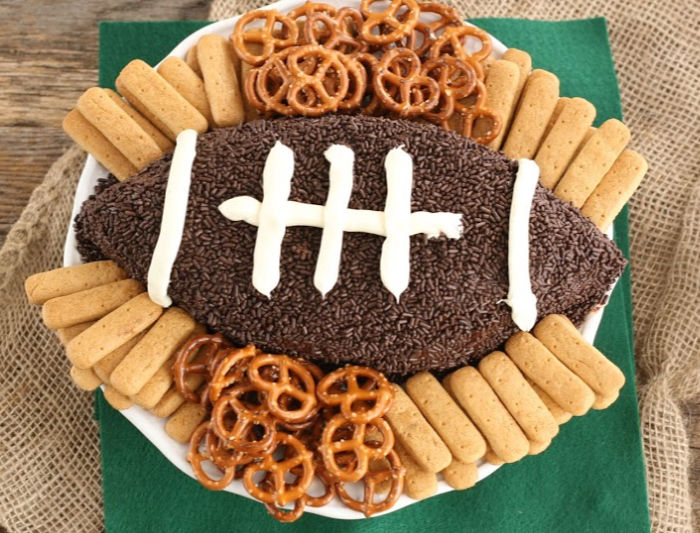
[0,1,696,528]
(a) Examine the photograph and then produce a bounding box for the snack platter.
[26,0,648,524]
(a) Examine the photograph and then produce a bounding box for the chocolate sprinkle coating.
[75,115,625,377]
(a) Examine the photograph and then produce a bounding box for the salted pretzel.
[285,45,350,116]
[317,365,394,423]
[207,344,257,404]
[351,52,381,114]
[187,422,237,491]
[247,353,318,422]
[338,54,368,110]
[243,432,315,506]
[360,0,420,46]
[334,449,406,517]
[231,9,299,66]
[173,333,229,403]
[374,48,440,117]
[421,54,478,126]
[319,414,394,482]
[397,1,463,57]
[204,421,254,470]
[429,24,492,65]
[210,394,277,456]
[288,1,338,22]
[303,8,368,54]
[454,78,501,144]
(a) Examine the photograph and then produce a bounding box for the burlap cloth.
[0,1,697,532]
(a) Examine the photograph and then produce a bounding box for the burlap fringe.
[0,1,697,532]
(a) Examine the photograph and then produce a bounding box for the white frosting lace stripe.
[147,129,197,307]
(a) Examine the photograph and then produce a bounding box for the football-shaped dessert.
[75,115,625,376]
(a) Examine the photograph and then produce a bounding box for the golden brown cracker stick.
[385,384,452,473]
[478,351,559,445]
[443,367,529,463]
[471,60,520,150]
[131,356,175,409]
[186,43,201,75]
[77,87,164,169]
[103,88,174,152]
[62,109,137,181]
[554,119,631,207]
[393,440,438,500]
[165,402,207,443]
[502,48,531,96]
[116,59,208,140]
[405,372,487,464]
[528,438,551,455]
[505,332,595,416]
[581,150,648,231]
[502,70,559,160]
[533,314,626,409]
[484,448,504,465]
[92,331,147,383]
[542,97,570,141]
[157,56,213,124]
[197,34,245,128]
[69,366,102,391]
[26,260,126,305]
[535,97,597,189]
[151,373,205,418]
[442,458,478,490]
[103,385,133,410]
[42,278,142,330]
[110,307,197,396]
[56,321,96,345]
[524,377,573,425]
[66,293,163,370]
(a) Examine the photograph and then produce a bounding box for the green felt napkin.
[95,18,650,533]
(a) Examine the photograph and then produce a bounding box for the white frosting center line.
[253,141,294,297]
[504,158,540,331]
[314,145,354,297]
[147,129,197,307]
[381,146,413,302]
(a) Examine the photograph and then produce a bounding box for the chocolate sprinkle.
[75,115,626,377]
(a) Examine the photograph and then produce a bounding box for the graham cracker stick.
[151,374,205,418]
[240,42,262,122]
[69,366,102,391]
[535,97,596,189]
[528,438,551,455]
[405,372,487,464]
[103,88,173,152]
[77,87,163,169]
[505,332,595,416]
[56,321,96,345]
[103,385,133,410]
[165,402,207,443]
[444,367,529,463]
[502,48,531,96]
[502,70,559,160]
[442,458,478,490]
[471,60,520,150]
[26,260,126,305]
[131,356,176,409]
[393,440,438,500]
[534,314,626,410]
[157,56,213,124]
[197,34,244,127]
[478,351,559,445]
[92,331,147,383]
[62,109,137,181]
[186,44,201,75]
[66,293,163,369]
[42,278,142,330]
[116,59,208,140]
[525,377,572,425]
[554,119,631,207]
[581,150,648,231]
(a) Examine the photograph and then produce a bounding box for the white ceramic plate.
[63,1,613,519]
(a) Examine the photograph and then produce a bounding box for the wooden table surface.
[0,0,696,530]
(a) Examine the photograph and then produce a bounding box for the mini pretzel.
[208,344,257,403]
[429,24,492,64]
[205,425,253,469]
[398,1,463,57]
[286,45,350,116]
[288,1,338,21]
[334,449,405,517]
[422,54,477,126]
[231,10,299,66]
[173,334,228,403]
[455,79,501,144]
[243,432,314,506]
[187,422,236,491]
[360,0,420,46]
[374,48,440,117]
[319,414,394,482]
[303,9,368,54]
[250,49,295,116]
[211,394,277,456]
[338,54,368,110]
[317,365,394,423]
[247,353,318,422]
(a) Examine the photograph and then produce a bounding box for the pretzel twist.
[231,10,299,66]
[360,0,420,46]
[317,365,394,423]
[173,334,229,403]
